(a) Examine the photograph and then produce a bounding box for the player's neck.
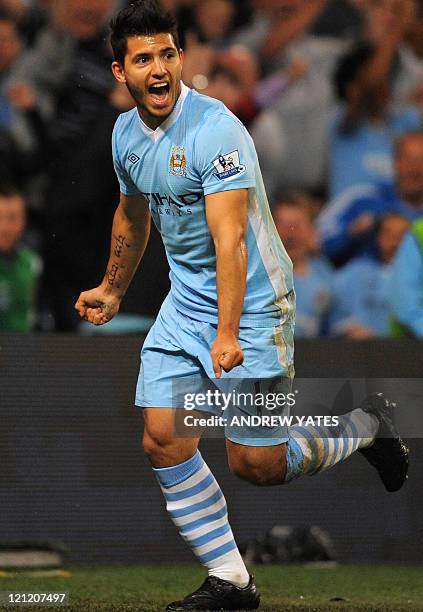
[138,109,171,130]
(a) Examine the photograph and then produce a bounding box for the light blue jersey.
[391,232,423,338]
[294,258,334,338]
[331,257,394,337]
[329,106,421,200]
[112,83,294,326]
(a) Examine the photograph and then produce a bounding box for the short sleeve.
[194,113,256,196]
[112,117,141,196]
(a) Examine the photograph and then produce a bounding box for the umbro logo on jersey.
[128,153,140,164]
[212,150,245,181]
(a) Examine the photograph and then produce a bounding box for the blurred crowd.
[1,0,423,338]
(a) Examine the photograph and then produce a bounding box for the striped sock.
[285,408,379,482]
[153,450,249,587]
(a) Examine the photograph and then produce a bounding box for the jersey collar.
[137,82,190,142]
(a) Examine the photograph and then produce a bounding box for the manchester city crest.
[169,145,187,177]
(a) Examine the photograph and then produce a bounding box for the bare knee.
[227,442,287,486]
[142,429,173,465]
[142,408,199,468]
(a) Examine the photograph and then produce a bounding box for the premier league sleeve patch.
[212,150,246,181]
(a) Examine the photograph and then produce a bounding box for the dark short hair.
[110,0,180,65]
[0,181,21,199]
[333,43,375,102]
[272,191,318,222]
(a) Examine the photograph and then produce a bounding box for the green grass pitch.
[0,564,421,611]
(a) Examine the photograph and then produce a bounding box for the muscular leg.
[143,408,250,587]
[226,440,287,486]
[143,408,199,467]
[227,407,379,486]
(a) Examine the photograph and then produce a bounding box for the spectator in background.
[391,216,423,338]
[362,0,423,108]
[181,4,261,127]
[312,0,364,39]
[7,0,116,120]
[406,0,423,61]
[331,213,410,339]
[0,10,21,127]
[0,183,41,331]
[318,131,423,265]
[273,193,334,338]
[244,0,348,199]
[329,0,421,200]
[231,0,330,71]
[0,0,49,46]
[0,10,46,221]
[192,0,235,48]
[0,11,32,153]
[182,9,305,128]
[5,0,122,330]
[190,44,260,127]
[39,81,134,331]
[408,2,423,117]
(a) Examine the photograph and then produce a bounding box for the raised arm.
[342,0,415,128]
[205,188,248,378]
[75,192,151,325]
[260,0,327,60]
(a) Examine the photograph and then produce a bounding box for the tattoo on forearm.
[107,263,119,286]
[113,234,131,258]
[106,261,125,288]
[105,234,132,289]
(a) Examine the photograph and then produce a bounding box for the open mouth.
[148,82,171,107]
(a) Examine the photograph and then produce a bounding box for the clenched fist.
[74,286,121,326]
[211,332,244,379]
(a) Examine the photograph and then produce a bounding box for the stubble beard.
[125,79,181,127]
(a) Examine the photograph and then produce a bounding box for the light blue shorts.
[136,293,295,446]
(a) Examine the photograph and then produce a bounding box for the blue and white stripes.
[285,408,378,481]
[154,451,249,585]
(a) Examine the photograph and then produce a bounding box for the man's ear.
[111,61,126,84]
[179,49,184,67]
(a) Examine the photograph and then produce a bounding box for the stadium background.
[1,335,422,567]
[1,0,423,602]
